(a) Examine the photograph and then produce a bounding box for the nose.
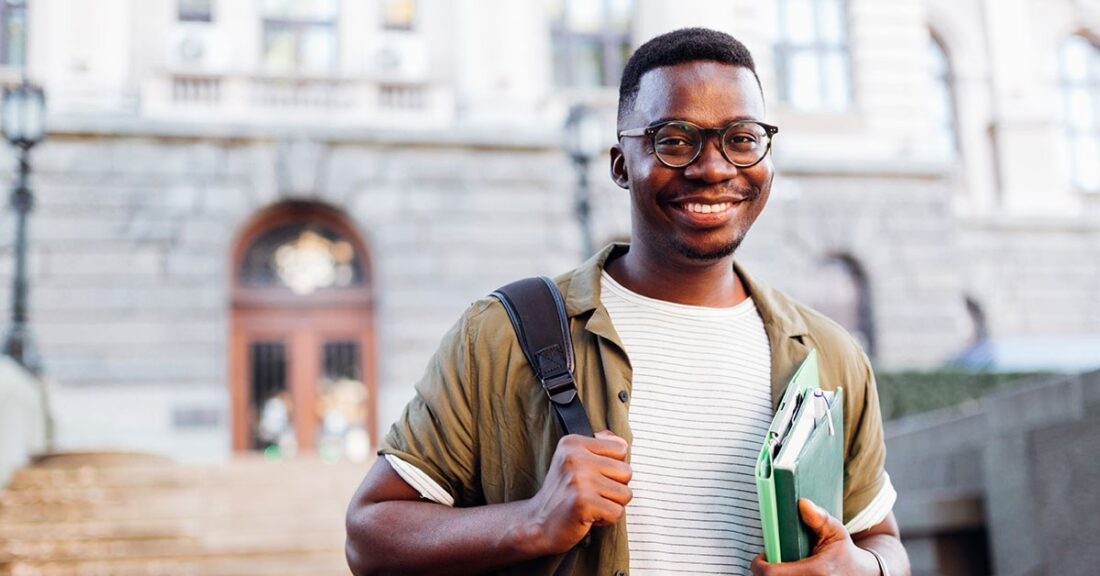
[681,133,739,183]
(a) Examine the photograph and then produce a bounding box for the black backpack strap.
[491,276,594,438]
[491,276,594,576]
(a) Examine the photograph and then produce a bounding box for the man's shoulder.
[749,273,871,369]
[462,267,581,325]
[455,267,581,346]
[455,294,510,341]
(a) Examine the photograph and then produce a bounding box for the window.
[929,34,959,156]
[1059,36,1100,191]
[806,255,875,357]
[0,0,25,68]
[549,0,633,88]
[261,0,339,75]
[178,0,213,22]
[239,221,365,295]
[381,0,416,31]
[774,0,851,111]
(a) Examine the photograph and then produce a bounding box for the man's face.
[611,61,774,263]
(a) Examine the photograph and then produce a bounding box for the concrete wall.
[0,120,584,459]
[0,357,47,487]
[0,115,975,458]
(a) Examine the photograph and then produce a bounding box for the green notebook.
[755,350,844,563]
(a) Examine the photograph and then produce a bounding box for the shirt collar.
[566,243,808,335]
[566,242,812,408]
[565,243,622,318]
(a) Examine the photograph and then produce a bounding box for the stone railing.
[0,357,47,487]
[886,369,1100,576]
[142,72,454,126]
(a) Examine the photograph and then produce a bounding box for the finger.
[748,552,818,576]
[597,458,633,485]
[593,474,633,506]
[750,552,769,576]
[595,429,627,445]
[587,492,626,526]
[556,434,625,461]
[798,498,847,543]
[594,429,628,451]
[587,432,629,460]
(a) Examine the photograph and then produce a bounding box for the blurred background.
[0,0,1098,575]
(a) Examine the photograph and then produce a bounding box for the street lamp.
[563,104,602,258]
[2,80,46,374]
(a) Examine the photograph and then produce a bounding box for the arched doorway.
[806,254,876,359]
[229,202,376,460]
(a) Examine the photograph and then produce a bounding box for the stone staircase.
[0,452,369,576]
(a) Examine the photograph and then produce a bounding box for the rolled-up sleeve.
[379,304,483,507]
[841,350,891,527]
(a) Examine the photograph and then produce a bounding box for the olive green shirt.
[381,244,888,575]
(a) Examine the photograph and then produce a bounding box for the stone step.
[1,548,350,576]
[1,486,354,509]
[1,494,347,521]
[2,531,342,563]
[0,453,366,576]
[0,518,186,540]
[8,462,366,491]
[0,535,202,564]
[0,516,346,541]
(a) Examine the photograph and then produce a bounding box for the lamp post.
[563,104,602,258]
[2,80,46,375]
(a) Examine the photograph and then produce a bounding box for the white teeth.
[685,202,731,213]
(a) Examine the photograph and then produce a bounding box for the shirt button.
[618,390,629,403]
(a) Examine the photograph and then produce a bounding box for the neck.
[605,243,747,307]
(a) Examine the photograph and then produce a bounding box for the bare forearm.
[854,533,911,576]
[345,434,631,575]
[345,498,541,576]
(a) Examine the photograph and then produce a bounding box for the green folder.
[755,350,844,563]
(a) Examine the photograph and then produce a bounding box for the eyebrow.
[648,114,761,126]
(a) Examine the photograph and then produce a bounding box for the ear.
[610,144,630,189]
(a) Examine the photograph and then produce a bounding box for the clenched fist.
[517,430,634,556]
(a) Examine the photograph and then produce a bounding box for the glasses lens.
[722,122,770,166]
[653,122,701,167]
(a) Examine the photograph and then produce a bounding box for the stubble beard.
[672,234,743,261]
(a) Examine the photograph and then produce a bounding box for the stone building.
[0,0,1096,462]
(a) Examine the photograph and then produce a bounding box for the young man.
[345,28,910,576]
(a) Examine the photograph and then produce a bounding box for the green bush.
[873,370,1049,421]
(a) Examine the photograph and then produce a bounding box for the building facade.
[0,0,1097,460]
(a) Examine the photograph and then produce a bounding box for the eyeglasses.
[617,120,779,169]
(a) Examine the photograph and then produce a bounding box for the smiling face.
[611,61,774,264]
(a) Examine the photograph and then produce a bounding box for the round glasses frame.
[617,120,780,169]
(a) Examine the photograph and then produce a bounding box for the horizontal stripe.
[602,271,770,576]
[625,377,774,400]
[630,414,772,435]
[626,400,774,424]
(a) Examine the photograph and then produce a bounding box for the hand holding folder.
[755,350,844,563]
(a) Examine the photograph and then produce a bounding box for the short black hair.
[617,27,761,126]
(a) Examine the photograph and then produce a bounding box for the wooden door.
[229,203,376,457]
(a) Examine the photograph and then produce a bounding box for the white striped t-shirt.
[601,271,774,575]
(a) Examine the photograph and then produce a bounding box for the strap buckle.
[542,371,578,405]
